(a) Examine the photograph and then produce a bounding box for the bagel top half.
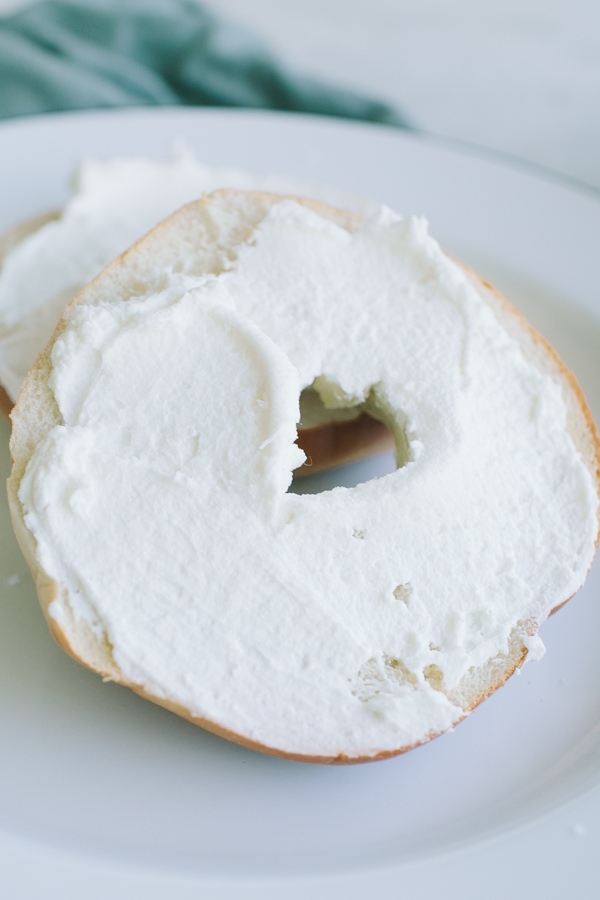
[8,190,600,763]
[0,196,390,472]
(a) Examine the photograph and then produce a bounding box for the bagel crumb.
[393,583,412,605]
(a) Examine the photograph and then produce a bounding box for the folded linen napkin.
[0,0,409,126]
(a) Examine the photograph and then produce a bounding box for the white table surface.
[1,0,599,192]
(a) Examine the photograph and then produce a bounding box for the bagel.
[0,153,388,471]
[0,209,61,417]
[8,190,600,763]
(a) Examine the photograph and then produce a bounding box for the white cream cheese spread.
[18,200,599,758]
[0,152,366,402]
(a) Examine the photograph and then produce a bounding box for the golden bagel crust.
[8,190,600,763]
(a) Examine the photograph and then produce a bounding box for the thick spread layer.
[18,201,599,758]
[0,153,365,402]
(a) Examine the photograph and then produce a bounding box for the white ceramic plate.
[1,108,599,900]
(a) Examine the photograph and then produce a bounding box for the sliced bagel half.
[8,190,600,763]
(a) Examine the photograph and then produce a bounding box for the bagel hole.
[289,442,396,494]
[289,384,401,494]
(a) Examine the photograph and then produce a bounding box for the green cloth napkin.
[0,0,409,126]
